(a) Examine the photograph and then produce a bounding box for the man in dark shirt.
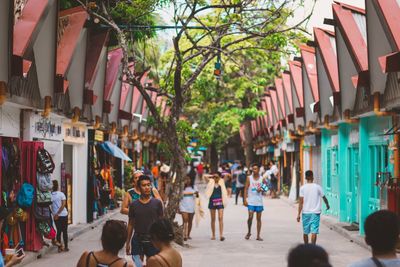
[126,175,164,267]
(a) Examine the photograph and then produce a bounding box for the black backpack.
[37,148,55,174]
[238,173,247,184]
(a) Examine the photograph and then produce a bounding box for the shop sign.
[349,130,359,145]
[304,135,316,147]
[94,130,104,142]
[331,135,338,147]
[64,123,86,144]
[34,116,62,139]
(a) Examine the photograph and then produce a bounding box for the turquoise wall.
[359,116,393,234]
[321,129,340,217]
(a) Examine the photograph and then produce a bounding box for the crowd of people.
[4,158,398,267]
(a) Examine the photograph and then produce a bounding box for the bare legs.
[182,212,195,241]
[210,209,224,240]
[246,211,263,240]
[303,234,317,244]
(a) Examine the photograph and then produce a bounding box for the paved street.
[26,185,370,267]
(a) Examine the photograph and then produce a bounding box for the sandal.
[256,237,264,241]
[211,237,216,240]
[58,247,64,253]
[220,237,225,241]
[245,233,251,240]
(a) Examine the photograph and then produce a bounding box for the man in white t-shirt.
[297,170,330,244]
[348,210,400,267]
[269,160,279,198]
[51,180,69,252]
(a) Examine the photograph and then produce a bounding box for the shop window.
[326,149,331,189]
[369,144,389,199]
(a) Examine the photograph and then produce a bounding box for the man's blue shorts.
[248,205,264,213]
[302,213,320,234]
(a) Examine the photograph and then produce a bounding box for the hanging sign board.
[94,130,104,142]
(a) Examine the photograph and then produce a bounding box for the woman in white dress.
[179,177,198,241]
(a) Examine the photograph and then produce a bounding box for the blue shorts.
[248,205,264,213]
[302,213,320,234]
[131,234,159,257]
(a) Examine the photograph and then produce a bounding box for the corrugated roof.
[288,61,304,107]
[333,3,368,72]
[13,0,49,57]
[104,48,123,101]
[375,0,400,50]
[274,78,286,118]
[314,28,340,93]
[300,45,319,101]
[282,73,293,114]
[56,7,87,93]
[84,30,109,89]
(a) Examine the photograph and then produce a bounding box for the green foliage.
[157,2,307,151]
[123,163,134,189]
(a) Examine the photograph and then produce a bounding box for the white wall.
[0,104,21,138]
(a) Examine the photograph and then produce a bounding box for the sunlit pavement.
[26,184,369,267]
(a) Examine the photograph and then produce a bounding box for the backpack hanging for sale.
[17,183,35,208]
[36,173,52,192]
[36,148,55,174]
[36,189,52,206]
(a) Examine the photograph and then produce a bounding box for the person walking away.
[205,172,228,241]
[146,218,182,267]
[120,171,162,215]
[126,175,164,267]
[51,180,69,252]
[188,161,197,188]
[152,161,161,189]
[348,210,400,267]
[234,166,246,205]
[297,170,330,244]
[77,220,133,267]
[244,163,265,241]
[288,244,332,267]
[179,177,198,241]
[197,162,204,183]
[0,207,25,266]
[269,160,280,198]
[159,163,170,201]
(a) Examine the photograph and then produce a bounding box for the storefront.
[63,122,88,224]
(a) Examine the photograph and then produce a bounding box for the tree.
[76,0,315,227]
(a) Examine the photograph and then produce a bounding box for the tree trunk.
[243,120,255,166]
[210,142,218,173]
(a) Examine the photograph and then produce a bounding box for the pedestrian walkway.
[24,193,369,267]
[179,192,369,267]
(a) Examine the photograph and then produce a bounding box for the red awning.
[375,0,400,50]
[274,78,286,118]
[314,28,340,93]
[288,61,304,107]
[56,7,88,93]
[104,48,123,101]
[300,45,319,102]
[333,3,368,72]
[13,0,50,58]
[282,73,293,115]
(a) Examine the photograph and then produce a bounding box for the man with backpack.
[235,165,246,205]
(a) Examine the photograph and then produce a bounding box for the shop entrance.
[63,144,73,224]
[346,145,360,224]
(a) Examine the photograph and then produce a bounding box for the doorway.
[63,144,73,224]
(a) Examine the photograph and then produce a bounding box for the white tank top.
[247,175,264,206]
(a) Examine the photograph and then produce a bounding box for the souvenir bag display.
[36,173,52,192]
[36,189,52,206]
[17,183,35,208]
[36,148,55,174]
